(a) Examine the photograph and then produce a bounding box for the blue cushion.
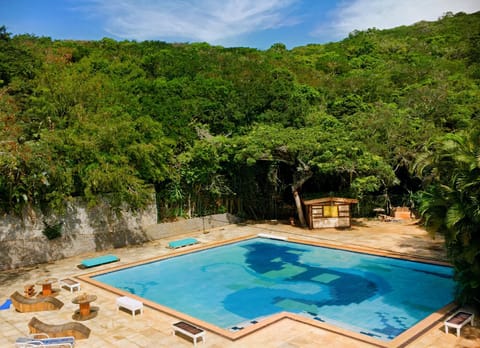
[16,336,75,345]
[0,298,11,310]
[43,337,75,345]
[168,238,199,249]
[81,254,119,268]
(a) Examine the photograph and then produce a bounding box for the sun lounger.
[28,316,91,340]
[116,296,144,318]
[15,334,75,347]
[168,238,199,249]
[80,254,119,268]
[60,278,81,293]
[444,310,475,337]
[172,321,205,346]
[10,291,64,312]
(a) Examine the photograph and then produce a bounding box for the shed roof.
[303,197,358,205]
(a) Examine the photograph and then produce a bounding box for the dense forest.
[0,12,479,304]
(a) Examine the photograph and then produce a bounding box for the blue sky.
[1,0,479,49]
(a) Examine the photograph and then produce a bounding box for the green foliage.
[415,128,480,305]
[42,221,63,240]
[0,26,39,87]
[0,11,479,226]
[156,135,232,219]
[225,121,396,218]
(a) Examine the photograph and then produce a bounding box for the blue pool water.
[93,238,455,341]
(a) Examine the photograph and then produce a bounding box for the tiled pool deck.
[1,219,479,347]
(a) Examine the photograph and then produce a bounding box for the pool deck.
[1,219,479,347]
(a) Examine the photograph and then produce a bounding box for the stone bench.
[116,296,143,318]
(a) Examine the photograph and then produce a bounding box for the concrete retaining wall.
[0,197,242,271]
[0,198,157,271]
[144,213,243,240]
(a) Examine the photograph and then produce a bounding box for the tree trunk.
[291,159,312,227]
[292,189,306,227]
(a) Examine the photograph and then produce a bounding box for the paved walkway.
[1,219,479,347]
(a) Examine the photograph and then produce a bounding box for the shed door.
[323,205,338,217]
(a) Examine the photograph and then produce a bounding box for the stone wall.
[0,198,156,271]
[0,197,242,270]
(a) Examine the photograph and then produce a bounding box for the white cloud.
[83,0,299,43]
[314,0,480,41]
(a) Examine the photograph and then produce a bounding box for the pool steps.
[229,315,270,332]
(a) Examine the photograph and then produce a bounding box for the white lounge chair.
[15,333,75,347]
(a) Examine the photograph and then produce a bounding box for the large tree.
[229,117,397,225]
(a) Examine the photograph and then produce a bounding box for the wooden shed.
[303,197,358,229]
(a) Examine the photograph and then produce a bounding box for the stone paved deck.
[1,219,479,347]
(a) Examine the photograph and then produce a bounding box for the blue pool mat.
[0,299,11,310]
[168,238,199,249]
[81,254,119,268]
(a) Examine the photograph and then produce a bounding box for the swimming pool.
[92,237,455,342]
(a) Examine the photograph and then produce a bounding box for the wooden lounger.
[444,310,475,337]
[28,316,91,340]
[10,291,63,313]
[172,321,205,346]
[80,254,119,268]
[168,238,199,249]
